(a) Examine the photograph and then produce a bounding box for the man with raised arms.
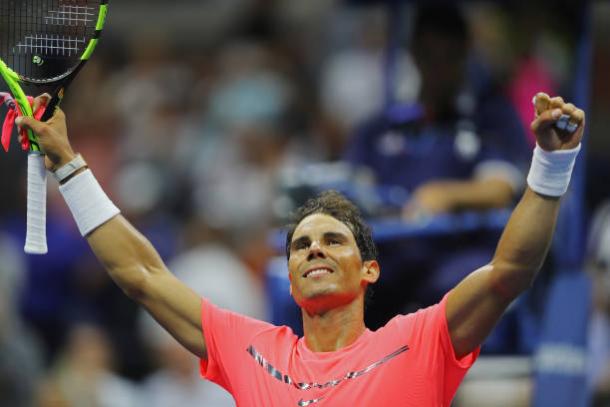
[16,92,584,406]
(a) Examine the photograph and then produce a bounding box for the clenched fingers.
[32,93,51,116]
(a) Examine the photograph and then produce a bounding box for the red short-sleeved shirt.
[200,295,479,407]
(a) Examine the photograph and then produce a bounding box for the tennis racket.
[0,0,109,254]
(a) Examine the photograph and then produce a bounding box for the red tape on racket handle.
[24,153,48,254]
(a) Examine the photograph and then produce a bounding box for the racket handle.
[24,153,48,254]
[41,92,62,122]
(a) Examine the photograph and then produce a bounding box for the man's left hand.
[531,92,585,152]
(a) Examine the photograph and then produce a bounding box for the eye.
[292,240,309,250]
[327,238,341,246]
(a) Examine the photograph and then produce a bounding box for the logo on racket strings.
[32,56,44,66]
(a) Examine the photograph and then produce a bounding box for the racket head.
[0,1,108,85]
[0,0,108,143]
[0,1,109,256]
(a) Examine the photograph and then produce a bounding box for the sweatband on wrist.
[526,143,581,197]
[59,169,120,236]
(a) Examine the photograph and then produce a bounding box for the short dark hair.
[285,190,377,261]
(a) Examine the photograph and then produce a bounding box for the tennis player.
[17,92,584,406]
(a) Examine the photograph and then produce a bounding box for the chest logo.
[246,344,409,405]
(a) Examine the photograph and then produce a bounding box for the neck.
[301,296,366,352]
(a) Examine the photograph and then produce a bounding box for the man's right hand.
[16,94,209,359]
[15,94,76,172]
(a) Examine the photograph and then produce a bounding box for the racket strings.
[15,35,87,58]
[45,5,96,27]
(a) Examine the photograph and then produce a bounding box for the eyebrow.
[323,231,348,242]
[290,231,349,249]
[291,236,311,249]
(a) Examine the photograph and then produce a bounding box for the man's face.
[288,213,378,313]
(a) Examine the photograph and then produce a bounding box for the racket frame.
[0,1,109,254]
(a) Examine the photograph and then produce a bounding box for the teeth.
[307,269,330,277]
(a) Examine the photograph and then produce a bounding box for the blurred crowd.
[0,1,609,406]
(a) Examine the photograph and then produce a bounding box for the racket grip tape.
[24,153,48,254]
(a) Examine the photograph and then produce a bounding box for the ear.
[361,260,380,284]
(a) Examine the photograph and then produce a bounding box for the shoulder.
[202,297,298,350]
[202,297,274,332]
[200,297,298,387]
[379,297,448,343]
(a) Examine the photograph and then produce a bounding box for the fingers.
[13,93,53,143]
[15,106,65,134]
[531,107,562,134]
[16,106,72,165]
[556,103,585,133]
[533,92,551,117]
[531,93,585,134]
[556,103,575,132]
[15,115,48,137]
[549,96,565,109]
[561,103,585,131]
[47,107,65,123]
[32,93,51,114]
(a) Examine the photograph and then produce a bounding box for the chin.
[293,287,333,307]
[301,288,360,310]
[305,284,341,299]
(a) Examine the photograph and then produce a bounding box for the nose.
[307,240,326,261]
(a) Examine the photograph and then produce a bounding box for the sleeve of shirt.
[199,297,277,393]
[392,295,480,402]
[435,294,480,399]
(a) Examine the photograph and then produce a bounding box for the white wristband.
[59,169,120,236]
[526,143,581,197]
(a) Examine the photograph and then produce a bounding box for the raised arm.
[445,93,585,359]
[16,98,207,359]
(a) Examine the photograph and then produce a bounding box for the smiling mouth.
[303,267,334,278]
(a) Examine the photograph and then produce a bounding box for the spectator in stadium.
[586,201,610,406]
[36,323,138,407]
[343,4,531,318]
[0,233,44,407]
